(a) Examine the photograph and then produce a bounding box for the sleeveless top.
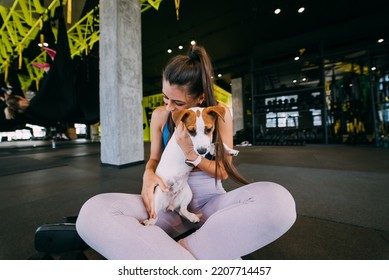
[162,122,170,148]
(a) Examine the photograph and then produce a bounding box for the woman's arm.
[141,106,169,218]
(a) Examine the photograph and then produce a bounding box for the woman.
[76,45,296,260]
[2,94,30,120]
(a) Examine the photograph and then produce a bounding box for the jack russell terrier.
[143,106,239,226]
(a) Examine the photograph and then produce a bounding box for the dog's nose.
[196,147,207,155]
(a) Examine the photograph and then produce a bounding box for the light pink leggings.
[76,171,296,259]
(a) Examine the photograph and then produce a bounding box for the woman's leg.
[76,193,195,259]
[181,181,297,259]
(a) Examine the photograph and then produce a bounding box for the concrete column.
[99,0,144,166]
[231,77,244,134]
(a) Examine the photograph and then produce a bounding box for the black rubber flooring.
[0,140,388,260]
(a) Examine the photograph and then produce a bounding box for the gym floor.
[0,140,388,260]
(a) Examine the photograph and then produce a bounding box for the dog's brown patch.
[202,106,225,126]
[171,106,226,135]
[203,106,225,122]
[185,111,197,132]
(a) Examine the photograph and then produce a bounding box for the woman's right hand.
[141,169,168,219]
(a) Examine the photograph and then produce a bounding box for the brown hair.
[162,44,216,107]
[4,95,25,119]
[5,95,23,110]
[209,109,249,185]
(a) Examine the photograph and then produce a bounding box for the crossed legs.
[76,179,296,259]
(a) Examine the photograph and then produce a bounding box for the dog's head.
[172,106,225,155]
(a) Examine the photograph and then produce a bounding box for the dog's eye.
[204,127,213,134]
[188,129,196,136]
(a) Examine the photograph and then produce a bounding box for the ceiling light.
[378,38,384,43]
[274,8,281,15]
[298,7,305,13]
[294,56,300,61]
[302,77,307,82]
[371,66,377,71]
[217,73,222,78]
[293,79,297,83]
[167,48,172,53]
[190,40,196,46]
[178,44,184,50]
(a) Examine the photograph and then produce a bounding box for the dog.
[143,106,239,226]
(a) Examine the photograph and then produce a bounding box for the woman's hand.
[175,122,198,160]
[141,169,168,219]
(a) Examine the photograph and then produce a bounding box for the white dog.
[143,106,239,225]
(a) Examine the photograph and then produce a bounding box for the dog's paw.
[222,143,239,156]
[188,213,201,223]
[142,218,157,226]
[228,149,239,156]
[209,143,216,156]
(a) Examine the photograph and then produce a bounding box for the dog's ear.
[171,109,192,125]
[204,106,226,122]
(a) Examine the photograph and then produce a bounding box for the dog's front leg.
[177,183,202,223]
[209,143,239,156]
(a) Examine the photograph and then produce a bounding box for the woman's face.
[162,79,203,112]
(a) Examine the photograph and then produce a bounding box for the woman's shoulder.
[216,102,229,110]
[152,105,169,117]
[151,105,169,126]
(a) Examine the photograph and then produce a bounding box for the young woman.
[2,94,30,120]
[76,45,296,260]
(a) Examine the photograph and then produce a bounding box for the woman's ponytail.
[163,44,217,106]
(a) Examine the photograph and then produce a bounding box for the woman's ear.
[198,93,205,106]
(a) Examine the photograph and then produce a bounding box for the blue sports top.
[162,122,170,148]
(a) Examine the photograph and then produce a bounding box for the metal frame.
[0,0,169,89]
